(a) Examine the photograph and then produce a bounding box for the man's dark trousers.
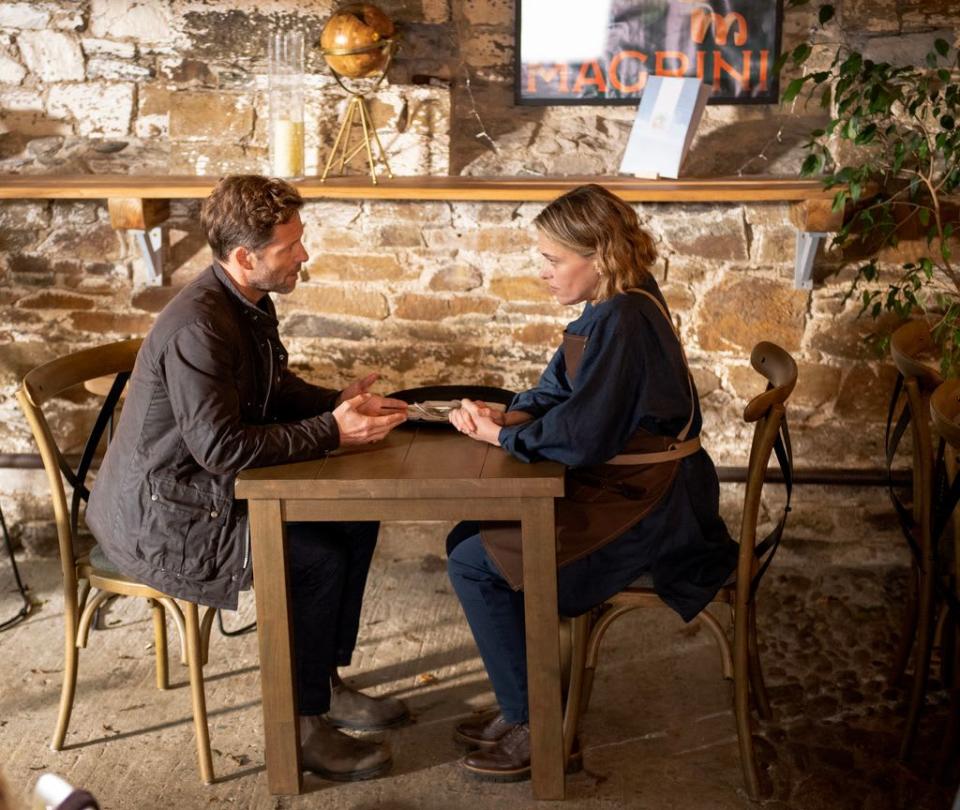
[286,520,379,715]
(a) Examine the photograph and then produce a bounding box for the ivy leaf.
[935,38,950,57]
[941,114,956,130]
[792,43,812,65]
[919,207,930,227]
[801,153,822,176]
[783,77,806,103]
[819,5,835,25]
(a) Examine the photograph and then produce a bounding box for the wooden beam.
[0,174,837,203]
[107,197,170,230]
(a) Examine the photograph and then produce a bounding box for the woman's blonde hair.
[533,184,657,301]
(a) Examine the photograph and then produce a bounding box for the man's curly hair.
[201,175,304,261]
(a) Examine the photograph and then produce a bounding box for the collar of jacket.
[211,260,280,328]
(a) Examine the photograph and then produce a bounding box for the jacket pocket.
[140,475,229,581]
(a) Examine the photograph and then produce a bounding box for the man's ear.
[230,245,255,270]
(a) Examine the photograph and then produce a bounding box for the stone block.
[80,37,136,58]
[306,227,367,252]
[70,310,153,335]
[89,0,174,45]
[661,282,695,314]
[52,6,84,31]
[158,57,216,86]
[16,290,96,311]
[363,200,452,225]
[0,3,50,29]
[690,366,720,397]
[726,363,766,402]
[0,201,49,229]
[461,30,513,68]
[169,91,254,140]
[900,2,959,27]
[489,275,554,302]
[698,277,809,353]
[660,207,749,262]
[283,314,373,341]
[429,266,483,292]
[168,141,263,176]
[0,341,54,386]
[86,57,153,81]
[39,221,122,262]
[462,0,513,27]
[808,307,901,361]
[275,286,389,320]
[47,82,134,137]
[834,364,900,422]
[512,323,563,346]
[301,201,364,230]
[17,30,84,82]
[307,253,407,282]
[752,226,797,265]
[377,223,424,248]
[793,363,843,409]
[394,293,499,320]
[128,285,176,313]
[0,52,24,84]
[51,201,98,227]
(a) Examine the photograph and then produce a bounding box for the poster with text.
[517,0,782,105]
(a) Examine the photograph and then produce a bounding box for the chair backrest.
[737,341,798,599]
[891,319,943,391]
[16,339,142,593]
[888,320,941,530]
[931,379,960,450]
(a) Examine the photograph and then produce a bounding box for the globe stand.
[320,40,396,185]
[322,91,393,184]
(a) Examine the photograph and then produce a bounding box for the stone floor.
[0,520,956,810]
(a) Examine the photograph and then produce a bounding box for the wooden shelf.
[0,174,833,203]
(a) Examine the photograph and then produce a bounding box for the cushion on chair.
[88,544,121,574]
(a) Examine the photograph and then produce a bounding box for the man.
[86,174,409,781]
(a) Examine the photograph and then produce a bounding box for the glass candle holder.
[268,30,305,179]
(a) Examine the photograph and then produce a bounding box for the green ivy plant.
[779,1,960,372]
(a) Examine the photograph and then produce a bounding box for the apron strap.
[606,435,702,465]
[623,287,696,442]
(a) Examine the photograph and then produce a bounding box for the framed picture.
[516,0,784,106]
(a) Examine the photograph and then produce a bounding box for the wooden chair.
[17,338,216,783]
[887,319,943,760]
[926,379,960,774]
[561,341,797,800]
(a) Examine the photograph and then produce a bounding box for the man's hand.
[354,393,409,417]
[334,393,406,446]
[337,372,379,406]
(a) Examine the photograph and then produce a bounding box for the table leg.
[521,496,565,800]
[248,499,302,794]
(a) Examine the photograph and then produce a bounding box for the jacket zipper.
[242,522,250,571]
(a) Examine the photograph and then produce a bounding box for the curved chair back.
[931,379,960,450]
[17,339,142,594]
[891,319,943,391]
[738,342,797,590]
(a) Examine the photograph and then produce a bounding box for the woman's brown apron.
[481,289,701,590]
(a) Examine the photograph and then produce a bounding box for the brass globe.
[320,3,396,79]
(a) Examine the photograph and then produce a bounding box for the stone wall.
[0,1,958,556]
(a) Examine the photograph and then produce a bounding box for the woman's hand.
[449,399,504,445]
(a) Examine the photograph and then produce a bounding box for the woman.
[446,184,738,780]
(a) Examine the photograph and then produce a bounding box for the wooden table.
[234,427,568,799]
